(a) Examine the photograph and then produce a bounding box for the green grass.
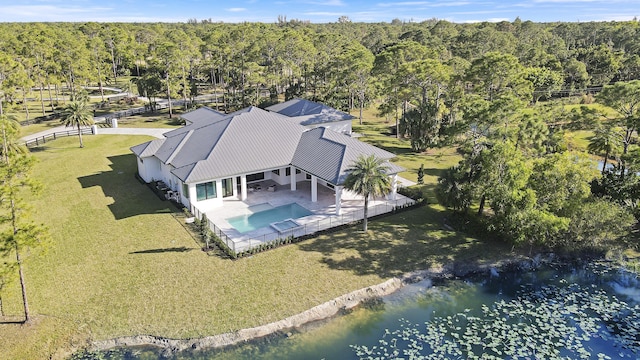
[565,129,593,152]
[564,102,619,118]
[0,132,517,359]
[19,120,65,137]
[18,106,183,139]
[111,110,185,129]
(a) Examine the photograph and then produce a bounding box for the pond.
[80,262,640,359]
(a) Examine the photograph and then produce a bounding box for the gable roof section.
[172,107,307,183]
[181,106,226,125]
[166,118,230,168]
[266,98,355,125]
[131,138,164,158]
[153,131,190,164]
[292,127,400,185]
[163,106,226,137]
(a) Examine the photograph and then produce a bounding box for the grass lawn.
[1,120,520,359]
[565,129,593,152]
[112,110,185,129]
[19,109,183,140]
[19,120,65,137]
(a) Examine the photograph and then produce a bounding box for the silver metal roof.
[172,107,306,183]
[180,106,225,125]
[266,98,355,125]
[130,138,164,158]
[163,106,226,137]
[133,104,403,185]
[292,127,398,184]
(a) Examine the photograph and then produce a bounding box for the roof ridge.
[203,115,234,161]
[166,130,193,165]
[129,141,151,156]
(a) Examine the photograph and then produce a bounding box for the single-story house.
[130,101,403,219]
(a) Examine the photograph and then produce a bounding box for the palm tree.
[587,125,622,174]
[0,115,27,159]
[60,100,93,148]
[344,154,391,232]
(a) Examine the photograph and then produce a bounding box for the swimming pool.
[227,203,313,234]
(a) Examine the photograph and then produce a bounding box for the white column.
[311,175,318,202]
[391,174,398,200]
[335,186,343,215]
[232,177,238,197]
[290,166,297,191]
[216,180,223,199]
[240,175,247,201]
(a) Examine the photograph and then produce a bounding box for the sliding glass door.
[222,178,234,198]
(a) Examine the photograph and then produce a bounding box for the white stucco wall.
[160,163,174,188]
[268,167,294,185]
[137,156,162,183]
[136,157,149,182]
[189,180,222,214]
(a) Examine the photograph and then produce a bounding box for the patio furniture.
[267,185,276,192]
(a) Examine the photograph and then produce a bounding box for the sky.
[0,0,639,24]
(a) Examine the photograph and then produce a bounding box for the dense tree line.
[0,19,639,117]
[0,19,638,250]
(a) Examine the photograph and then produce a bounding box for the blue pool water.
[227,203,312,233]
[271,219,302,232]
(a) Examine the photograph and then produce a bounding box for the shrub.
[398,186,425,202]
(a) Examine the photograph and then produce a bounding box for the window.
[272,169,280,176]
[285,168,301,176]
[306,174,311,180]
[246,172,264,182]
[182,183,189,198]
[222,178,234,197]
[196,181,216,201]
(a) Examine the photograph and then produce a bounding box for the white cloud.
[532,0,598,2]
[226,8,247,12]
[306,0,346,6]
[377,1,470,7]
[0,5,112,21]
[304,11,343,16]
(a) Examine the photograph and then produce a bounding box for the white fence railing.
[207,198,415,255]
[24,127,94,148]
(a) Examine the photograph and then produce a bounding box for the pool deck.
[205,179,414,253]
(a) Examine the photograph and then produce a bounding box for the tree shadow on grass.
[423,167,445,178]
[77,154,180,220]
[365,141,414,156]
[298,205,514,279]
[130,246,194,254]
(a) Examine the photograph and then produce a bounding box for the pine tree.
[0,115,49,323]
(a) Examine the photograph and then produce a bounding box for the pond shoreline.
[88,252,572,356]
